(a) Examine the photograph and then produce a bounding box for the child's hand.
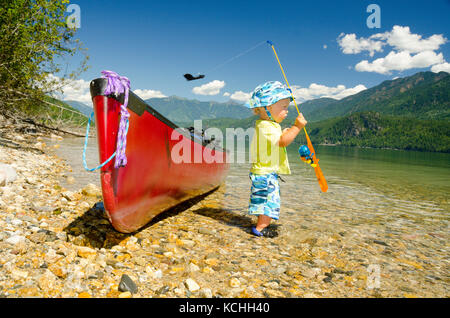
[279,116,305,147]
[294,113,307,129]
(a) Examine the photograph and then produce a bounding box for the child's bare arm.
[278,114,307,147]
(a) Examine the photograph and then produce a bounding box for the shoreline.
[316,143,450,154]
[0,117,448,298]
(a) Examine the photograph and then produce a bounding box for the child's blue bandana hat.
[245,81,293,109]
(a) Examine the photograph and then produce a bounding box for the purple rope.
[101,70,130,168]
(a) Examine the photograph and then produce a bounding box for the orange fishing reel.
[298,145,318,168]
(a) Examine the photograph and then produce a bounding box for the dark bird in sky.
[184,73,205,81]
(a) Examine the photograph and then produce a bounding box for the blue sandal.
[251,226,264,237]
[251,226,279,238]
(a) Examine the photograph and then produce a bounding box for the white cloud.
[60,79,92,104]
[338,26,447,57]
[431,62,450,73]
[338,25,449,74]
[323,44,328,50]
[223,92,230,97]
[45,74,168,104]
[133,89,167,99]
[355,50,444,74]
[44,74,92,104]
[228,91,251,102]
[338,33,385,57]
[291,83,367,102]
[192,80,225,96]
[225,84,365,104]
[385,26,447,54]
[333,84,368,99]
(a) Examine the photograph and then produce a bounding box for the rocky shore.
[0,115,448,298]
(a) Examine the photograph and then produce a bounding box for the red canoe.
[90,78,229,233]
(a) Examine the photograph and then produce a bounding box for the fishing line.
[202,40,267,75]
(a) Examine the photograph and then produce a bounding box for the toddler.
[245,81,307,237]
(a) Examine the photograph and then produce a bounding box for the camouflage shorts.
[248,172,281,220]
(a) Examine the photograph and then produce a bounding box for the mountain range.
[144,96,253,124]
[295,71,450,122]
[65,71,449,124]
[195,71,450,153]
[62,71,449,152]
[65,96,253,124]
[147,71,449,124]
[64,100,95,117]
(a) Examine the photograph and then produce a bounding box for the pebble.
[201,288,213,298]
[61,191,77,201]
[0,171,6,187]
[118,291,132,298]
[156,285,170,295]
[188,263,200,272]
[5,235,26,245]
[146,267,163,279]
[38,270,57,291]
[373,240,389,247]
[229,278,240,288]
[323,276,333,283]
[66,176,76,184]
[263,281,279,289]
[302,268,321,279]
[11,269,29,280]
[118,274,138,294]
[77,246,97,259]
[185,278,200,292]
[82,183,101,197]
[11,219,22,226]
[0,163,17,186]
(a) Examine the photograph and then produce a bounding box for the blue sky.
[59,0,450,105]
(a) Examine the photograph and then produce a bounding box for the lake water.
[52,136,449,216]
[51,136,449,237]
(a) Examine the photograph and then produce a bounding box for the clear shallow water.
[50,136,102,191]
[50,137,449,233]
[296,145,449,212]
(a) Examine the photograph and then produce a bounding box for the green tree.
[0,0,88,115]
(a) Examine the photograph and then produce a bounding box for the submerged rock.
[82,183,101,197]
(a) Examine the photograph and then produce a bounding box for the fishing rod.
[267,40,328,193]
